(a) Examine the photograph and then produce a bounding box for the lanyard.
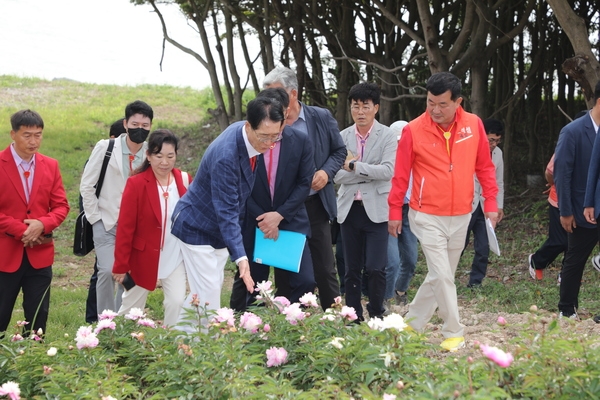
[19,162,34,202]
[435,121,456,156]
[156,174,171,251]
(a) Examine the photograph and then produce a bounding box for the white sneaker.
[592,255,600,273]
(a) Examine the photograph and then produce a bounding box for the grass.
[1,75,599,344]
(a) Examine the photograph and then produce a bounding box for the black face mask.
[128,127,150,144]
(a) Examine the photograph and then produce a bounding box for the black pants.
[341,201,388,319]
[558,225,600,315]
[464,204,489,286]
[532,204,567,270]
[0,250,52,335]
[305,194,340,310]
[85,257,98,323]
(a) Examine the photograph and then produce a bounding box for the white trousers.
[175,243,229,332]
[405,209,470,338]
[117,262,187,326]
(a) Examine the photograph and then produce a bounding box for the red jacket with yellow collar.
[389,107,498,220]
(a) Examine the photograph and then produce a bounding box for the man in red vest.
[388,72,498,351]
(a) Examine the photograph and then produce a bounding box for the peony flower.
[239,312,263,333]
[98,309,118,320]
[263,324,271,333]
[29,334,41,341]
[101,396,117,400]
[131,332,145,341]
[382,313,407,331]
[125,307,146,320]
[75,326,99,350]
[137,318,156,328]
[16,321,28,327]
[340,306,358,322]
[321,309,337,322]
[479,344,514,368]
[299,292,319,308]
[10,334,23,342]
[0,381,21,400]
[380,351,396,367]
[43,365,53,375]
[367,317,385,331]
[334,296,342,305]
[497,316,507,326]
[211,307,236,326]
[95,319,117,334]
[273,296,291,311]
[46,347,57,356]
[265,346,288,367]
[255,280,273,294]
[190,294,201,307]
[282,303,306,325]
[383,394,397,400]
[329,337,345,349]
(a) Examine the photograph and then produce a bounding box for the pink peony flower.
[125,307,146,320]
[334,296,342,305]
[75,326,99,350]
[340,306,358,322]
[273,296,291,311]
[0,381,21,400]
[98,309,118,320]
[497,316,507,326]
[211,307,236,326]
[10,334,23,342]
[263,324,271,333]
[282,303,306,325]
[255,280,273,294]
[383,394,397,400]
[16,321,28,327]
[299,292,319,308]
[239,312,263,333]
[479,344,514,368]
[265,346,288,367]
[94,319,117,334]
[137,318,156,328]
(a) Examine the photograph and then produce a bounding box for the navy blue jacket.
[583,115,600,218]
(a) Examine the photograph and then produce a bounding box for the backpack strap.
[95,139,115,198]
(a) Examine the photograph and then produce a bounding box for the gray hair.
[263,66,298,91]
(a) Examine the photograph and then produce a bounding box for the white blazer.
[334,120,397,224]
[80,134,147,231]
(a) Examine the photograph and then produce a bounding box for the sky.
[0,0,227,89]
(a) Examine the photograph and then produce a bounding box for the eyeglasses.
[488,138,502,144]
[254,129,283,143]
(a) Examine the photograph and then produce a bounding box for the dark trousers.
[0,250,52,335]
[464,204,489,286]
[333,220,346,295]
[305,194,340,310]
[532,204,567,270]
[85,258,98,323]
[341,202,388,319]
[558,225,599,315]
[229,243,316,311]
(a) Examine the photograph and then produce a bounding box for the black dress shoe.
[593,314,600,324]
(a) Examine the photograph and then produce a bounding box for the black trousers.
[558,225,600,315]
[85,257,99,323]
[0,250,52,335]
[341,201,388,319]
[305,194,340,310]
[464,204,489,286]
[532,204,568,270]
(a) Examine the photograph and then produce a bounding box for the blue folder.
[253,227,306,273]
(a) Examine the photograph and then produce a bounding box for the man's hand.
[485,212,499,229]
[342,155,360,172]
[311,170,329,191]
[560,215,576,233]
[257,212,283,240]
[388,220,402,237]
[497,209,504,223]
[238,259,255,293]
[584,207,596,224]
[22,219,45,247]
[112,273,126,284]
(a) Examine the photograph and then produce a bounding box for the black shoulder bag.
[73,139,115,256]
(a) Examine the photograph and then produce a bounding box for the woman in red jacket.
[112,129,190,326]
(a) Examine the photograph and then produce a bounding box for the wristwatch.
[349,161,355,171]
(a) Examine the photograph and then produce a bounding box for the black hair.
[594,81,600,103]
[109,118,125,138]
[134,129,179,175]
[348,82,381,105]
[125,100,154,122]
[483,119,504,137]
[257,87,290,108]
[426,72,462,100]
[246,97,286,130]
[10,109,44,131]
